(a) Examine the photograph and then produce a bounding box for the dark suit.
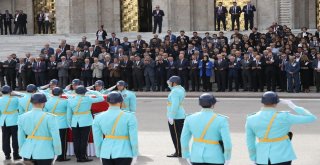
[264,57,278,91]
[3,13,13,34]
[77,41,91,50]
[37,13,45,34]
[3,60,17,89]
[68,60,82,82]
[102,60,112,87]
[59,44,71,55]
[242,4,256,30]
[81,63,92,87]
[0,14,3,35]
[251,60,264,91]
[312,59,320,92]
[166,61,177,80]
[0,62,5,86]
[240,59,252,91]
[134,40,146,53]
[46,61,58,83]
[215,60,228,92]
[152,10,165,33]
[155,60,167,91]
[228,61,240,91]
[32,62,46,86]
[177,59,189,90]
[119,60,133,89]
[189,60,200,91]
[177,35,190,44]
[229,6,242,30]
[20,13,27,34]
[215,6,227,31]
[132,61,144,91]
[109,37,120,46]
[16,63,27,90]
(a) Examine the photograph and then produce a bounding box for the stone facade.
[0,0,317,34]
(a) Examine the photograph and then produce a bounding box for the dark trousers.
[168,119,184,156]
[201,76,210,91]
[279,71,287,91]
[216,15,226,31]
[102,158,133,165]
[0,23,3,35]
[216,70,226,91]
[228,73,239,91]
[57,128,68,160]
[4,22,12,34]
[244,15,254,30]
[145,74,155,91]
[252,70,263,91]
[2,124,19,157]
[37,21,44,34]
[242,70,252,90]
[153,20,162,33]
[82,76,92,87]
[178,70,189,90]
[257,160,292,165]
[72,125,91,159]
[45,21,51,34]
[156,72,166,91]
[231,15,240,30]
[13,22,21,34]
[34,72,45,86]
[17,72,27,90]
[190,70,200,91]
[24,157,53,165]
[193,163,223,165]
[0,76,5,87]
[287,74,300,92]
[265,69,276,91]
[133,71,144,91]
[315,72,320,92]
[6,72,16,89]
[21,23,27,34]
[59,76,69,88]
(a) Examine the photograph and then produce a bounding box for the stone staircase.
[0,29,314,60]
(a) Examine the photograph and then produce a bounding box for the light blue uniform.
[0,95,20,126]
[87,89,110,95]
[119,90,136,113]
[167,85,186,119]
[92,106,138,159]
[181,108,232,164]
[67,91,104,127]
[38,88,52,98]
[18,93,33,114]
[44,96,69,129]
[17,108,61,159]
[246,107,317,164]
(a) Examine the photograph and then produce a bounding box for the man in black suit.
[132,55,144,91]
[214,54,228,92]
[134,35,146,54]
[242,1,256,30]
[155,55,168,91]
[46,56,58,83]
[81,58,92,87]
[215,2,227,31]
[20,10,27,34]
[13,10,21,34]
[264,52,278,91]
[78,36,91,51]
[166,57,177,81]
[177,30,190,43]
[59,40,71,55]
[68,56,82,82]
[120,55,133,89]
[152,5,165,34]
[36,10,45,34]
[109,32,120,46]
[0,11,3,35]
[313,53,320,92]
[3,10,13,35]
[176,53,189,91]
[229,2,242,31]
[32,57,46,86]
[3,55,17,89]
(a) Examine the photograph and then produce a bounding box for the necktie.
[234,7,236,14]
[247,5,249,14]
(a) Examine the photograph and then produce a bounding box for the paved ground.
[1,97,319,165]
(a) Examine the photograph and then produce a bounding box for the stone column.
[56,0,71,34]
[84,0,98,33]
[207,0,215,31]
[309,0,317,28]
[256,0,279,30]
[173,0,191,31]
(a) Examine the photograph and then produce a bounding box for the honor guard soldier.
[116,80,137,113]
[166,76,186,158]
[92,91,138,165]
[0,85,22,160]
[87,80,116,94]
[67,86,104,162]
[64,78,81,96]
[17,93,61,165]
[246,92,317,165]
[44,87,70,162]
[18,84,37,114]
[181,93,232,165]
[38,79,58,97]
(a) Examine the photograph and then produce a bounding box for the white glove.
[251,161,257,165]
[280,99,297,109]
[168,118,174,125]
[186,158,192,165]
[131,157,137,165]
[52,155,58,164]
[224,160,230,165]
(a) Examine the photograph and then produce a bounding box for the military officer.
[92,91,138,165]
[38,79,59,97]
[0,86,22,160]
[87,80,116,94]
[44,87,70,162]
[64,78,81,96]
[116,80,137,113]
[18,84,37,114]
[17,93,61,165]
[246,92,317,165]
[181,93,232,165]
[67,86,104,162]
[166,76,186,158]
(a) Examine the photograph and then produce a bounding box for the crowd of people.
[0,10,28,35]
[1,23,320,93]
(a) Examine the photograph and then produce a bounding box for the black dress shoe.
[167,153,181,158]
[13,155,22,160]
[57,158,71,162]
[5,156,11,160]
[79,158,93,162]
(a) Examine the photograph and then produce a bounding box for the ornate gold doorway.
[215,0,247,30]
[120,0,152,32]
[33,0,56,34]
